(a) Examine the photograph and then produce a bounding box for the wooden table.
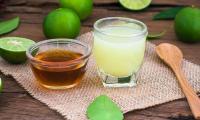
[0,0,200,119]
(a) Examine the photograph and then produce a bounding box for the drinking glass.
[93,17,148,87]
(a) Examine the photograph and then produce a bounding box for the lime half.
[0,37,35,64]
[119,0,151,11]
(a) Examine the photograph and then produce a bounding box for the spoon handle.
[174,67,200,119]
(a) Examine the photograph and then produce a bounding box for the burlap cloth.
[0,32,200,120]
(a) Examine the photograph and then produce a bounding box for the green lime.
[0,37,35,64]
[0,78,2,92]
[119,0,151,11]
[43,8,81,39]
[175,7,200,43]
[59,0,93,20]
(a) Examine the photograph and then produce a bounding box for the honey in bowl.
[26,39,91,90]
[31,49,86,89]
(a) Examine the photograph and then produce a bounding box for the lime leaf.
[0,78,2,92]
[0,17,20,35]
[87,95,124,120]
[153,7,184,20]
[147,30,166,40]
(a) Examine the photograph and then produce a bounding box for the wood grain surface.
[0,0,200,119]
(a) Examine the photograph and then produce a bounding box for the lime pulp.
[119,0,152,10]
[0,37,35,52]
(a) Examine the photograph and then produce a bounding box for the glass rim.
[26,39,91,67]
[94,17,148,38]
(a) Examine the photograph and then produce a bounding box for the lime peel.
[43,8,81,39]
[87,95,124,120]
[59,0,93,20]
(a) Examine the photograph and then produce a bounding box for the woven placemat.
[0,32,200,120]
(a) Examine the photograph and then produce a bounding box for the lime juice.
[93,17,147,87]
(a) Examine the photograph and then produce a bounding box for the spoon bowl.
[156,43,183,69]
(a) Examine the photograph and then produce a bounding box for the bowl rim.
[26,39,91,67]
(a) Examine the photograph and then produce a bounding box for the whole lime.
[43,8,81,39]
[175,7,200,43]
[59,0,93,20]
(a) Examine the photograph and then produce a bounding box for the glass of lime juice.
[93,17,148,87]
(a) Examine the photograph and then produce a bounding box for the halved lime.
[119,0,151,11]
[0,78,2,92]
[0,37,35,64]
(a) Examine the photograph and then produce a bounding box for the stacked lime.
[59,0,93,20]
[175,7,200,43]
[0,37,35,64]
[43,8,81,39]
[43,0,93,39]
[119,0,151,11]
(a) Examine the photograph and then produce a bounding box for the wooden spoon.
[156,43,200,119]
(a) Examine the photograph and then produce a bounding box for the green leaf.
[0,17,20,35]
[147,30,166,40]
[153,7,184,20]
[87,95,124,120]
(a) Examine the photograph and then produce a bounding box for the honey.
[31,49,86,89]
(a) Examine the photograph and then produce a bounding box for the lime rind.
[0,37,35,52]
[0,37,35,64]
[119,0,152,10]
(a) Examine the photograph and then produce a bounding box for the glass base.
[37,81,80,90]
[98,69,137,88]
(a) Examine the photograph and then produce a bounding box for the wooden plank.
[1,23,91,41]
[94,0,200,6]
[0,73,25,92]
[0,92,64,120]
[0,3,170,15]
[125,99,193,120]
[1,0,200,6]
[0,87,195,120]
[0,74,196,120]
[1,9,156,24]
